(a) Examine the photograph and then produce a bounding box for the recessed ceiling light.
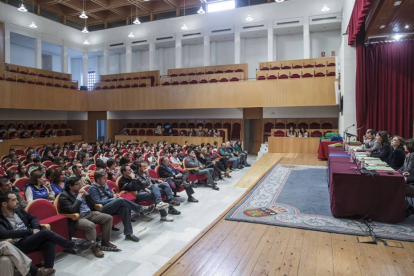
[405,25,409,29]
[380,25,386,29]
[393,34,403,40]
[181,24,188,30]
[83,39,90,45]
[128,32,135,38]
[394,1,402,6]
[275,0,284,2]
[321,4,330,12]
[245,15,253,21]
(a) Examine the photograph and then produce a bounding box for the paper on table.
[366,166,394,171]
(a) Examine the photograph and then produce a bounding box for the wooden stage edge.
[154,154,414,276]
[154,153,286,275]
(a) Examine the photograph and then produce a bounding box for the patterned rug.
[226,165,414,241]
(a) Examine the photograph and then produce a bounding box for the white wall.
[132,50,150,72]
[10,44,35,68]
[0,109,87,120]
[263,106,339,118]
[69,58,83,88]
[276,33,304,61]
[42,54,61,72]
[242,37,268,79]
[182,44,203,68]
[213,41,234,66]
[310,30,341,58]
[107,108,244,120]
[163,47,175,75]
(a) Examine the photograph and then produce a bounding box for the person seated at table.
[388,136,406,170]
[286,127,296,137]
[298,128,309,137]
[188,128,196,137]
[366,131,391,162]
[398,139,414,174]
[196,126,205,137]
[361,129,380,152]
[214,129,221,138]
[155,126,162,135]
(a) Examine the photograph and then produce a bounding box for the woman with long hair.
[399,139,414,174]
[24,152,35,165]
[388,136,406,170]
[25,170,55,203]
[16,163,30,180]
[367,131,391,162]
[287,126,297,137]
[49,167,66,195]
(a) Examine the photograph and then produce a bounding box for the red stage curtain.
[356,38,414,139]
[348,0,370,45]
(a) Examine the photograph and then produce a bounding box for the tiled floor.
[53,157,255,276]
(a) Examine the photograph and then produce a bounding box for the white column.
[203,35,210,66]
[234,31,240,64]
[210,41,217,66]
[103,48,109,75]
[126,44,132,73]
[183,44,190,67]
[267,27,274,61]
[303,18,311,59]
[4,25,10,63]
[149,42,155,70]
[61,44,68,73]
[274,34,277,61]
[35,34,42,69]
[158,47,164,75]
[175,38,182,69]
[82,51,88,87]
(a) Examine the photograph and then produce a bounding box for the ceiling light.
[245,15,253,21]
[181,24,188,30]
[128,32,135,38]
[18,3,28,12]
[82,26,89,33]
[133,17,141,24]
[197,6,205,14]
[394,1,402,6]
[321,4,330,12]
[143,0,149,1]
[405,25,409,29]
[380,25,386,29]
[393,34,403,40]
[83,39,90,45]
[29,22,37,28]
[275,0,284,2]
[80,11,88,19]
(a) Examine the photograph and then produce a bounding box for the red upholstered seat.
[220,78,228,82]
[196,72,204,75]
[42,161,53,168]
[131,129,138,135]
[311,131,322,137]
[302,73,313,78]
[268,75,277,80]
[310,122,321,129]
[271,66,280,70]
[139,83,147,87]
[172,81,179,85]
[235,69,244,72]
[257,76,266,80]
[200,79,208,83]
[291,74,300,78]
[183,159,206,182]
[209,79,218,83]
[279,74,288,79]
[322,122,333,129]
[261,67,269,70]
[315,72,326,77]
[274,130,285,137]
[230,77,239,82]
[180,81,189,85]
[190,80,198,84]
[327,71,336,76]
[163,82,170,86]
[304,64,314,68]
[282,66,291,69]
[14,177,29,191]
[138,129,145,135]
[225,70,234,73]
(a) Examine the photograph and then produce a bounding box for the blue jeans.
[101,198,143,235]
[227,157,239,168]
[135,183,172,217]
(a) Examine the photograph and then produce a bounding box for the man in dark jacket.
[88,171,155,242]
[0,177,27,208]
[185,150,219,190]
[118,164,180,221]
[59,176,114,258]
[158,157,198,203]
[0,192,93,274]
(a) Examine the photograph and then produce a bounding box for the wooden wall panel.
[84,111,107,142]
[0,135,82,156]
[268,137,320,154]
[0,22,4,69]
[0,78,336,111]
[67,120,88,138]
[115,135,222,147]
[243,108,263,120]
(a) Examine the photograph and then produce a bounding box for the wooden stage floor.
[155,153,414,276]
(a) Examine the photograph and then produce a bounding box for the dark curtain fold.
[348,0,370,45]
[356,39,414,139]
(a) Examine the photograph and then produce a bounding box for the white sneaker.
[160,216,174,222]
[155,202,170,210]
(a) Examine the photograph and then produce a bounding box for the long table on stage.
[328,147,406,223]
[318,140,342,160]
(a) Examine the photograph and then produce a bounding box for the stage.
[155,153,414,276]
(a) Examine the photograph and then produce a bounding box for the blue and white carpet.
[226,165,414,241]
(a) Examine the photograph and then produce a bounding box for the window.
[207,0,235,13]
[87,71,96,91]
